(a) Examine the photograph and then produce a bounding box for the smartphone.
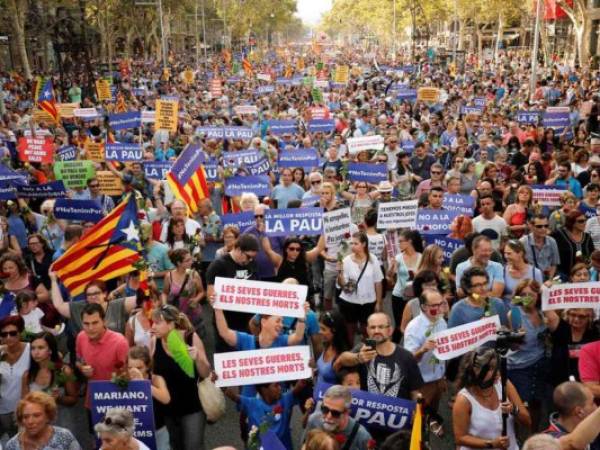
[364,339,377,350]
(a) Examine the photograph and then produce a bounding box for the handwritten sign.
[96,171,123,196]
[95,79,112,101]
[532,185,567,207]
[432,315,501,360]
[417,87,440,103]
[17,137,54,163]
[84,141,104,162]
[214,346,311,388]
[377,200,419,230]
[155,99,179,133]
[541,282,600,311]
[213,277,307,319]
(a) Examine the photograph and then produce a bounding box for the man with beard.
[303,385,372,450]
[337,312,423,441]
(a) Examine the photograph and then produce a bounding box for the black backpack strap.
[341,421,360,450]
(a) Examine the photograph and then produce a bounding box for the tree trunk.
[458,19,466,50]
[494,12,504,62]
[8,0,32,79]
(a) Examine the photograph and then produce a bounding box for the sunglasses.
[89,184,100,188]
[254,215,264,219]
[311,180,322,185]
[287,246,301,252]
[321,404,345,418]
[0,330,19,338]
[576,219,587,224]
[431,171,442,175]
[534,224,549,229]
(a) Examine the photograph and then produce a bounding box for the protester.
[95,408,150,450]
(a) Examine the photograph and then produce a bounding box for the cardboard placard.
[96,171,123,196]
[155,99,179,132]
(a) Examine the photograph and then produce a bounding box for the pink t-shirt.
[76,328,129,407]
[578,341,600,383]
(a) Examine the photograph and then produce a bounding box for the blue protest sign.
[543,108,571,135]
[246,157,271,176]
[225,175,270,197]
[423,234,464,264]
[169,144,204,185]
[56,145,78,161]
[0,182,16,200]
[516,110,542,124]
[474,97,486,107]
[264,207,323,237]
[90,380,156,450]
[401,141,415,153]
[131,88,148,97]
[307,119,335,133]
[221,211,255,231]
[0,163,27,183]
[268,120,298,135]
[223,149,262,168]
[275,78,293,85]
[301,195,320,207]
[401,65,416,73]
[204,158,220,182]
[109,111,141,130]
[144,162,172,180]
[396,89,418,102]
[443,194,475,217]
[54,199,104,222]
[198,127,254,140]
[105,143,143,162]
[259,430,286,450]
[416,209,461,234]
[347,163,388,183]
[314,382,415,432]
[16,181,67,199]
[278,148,319,168]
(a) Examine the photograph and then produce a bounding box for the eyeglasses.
[470,282,488,289]
[568,313,591,320]
[576,219,587,224]
[425,302,444,309]
[311,180,322,185]
[287,246,301,252]
[89,184,100,188]
[321,404,345,418]
[254,215,264,219]
[0,330,19,338]
[86,291,103,297]
[534,224,549,229]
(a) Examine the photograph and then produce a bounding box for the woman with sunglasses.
[545,263,599,386]
[50,275,137,335]
[0,316,30,439]
[552,210,595,279]
[506,279,549,432]
[151,305,211,450]
[318,310,350,386]
[549,191,578,232]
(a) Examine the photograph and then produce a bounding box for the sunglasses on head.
[321,404,345,418]
[0,330,18,338]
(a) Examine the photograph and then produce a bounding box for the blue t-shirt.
[251,312,320,345]
[240,391,297,450]
[448,297,508,328]
[455,260,504,292]
[271,183,305,209]
[236,331,289,397]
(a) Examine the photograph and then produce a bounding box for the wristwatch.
[485,441,493,449]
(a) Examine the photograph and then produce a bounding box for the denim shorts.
[507,357,550,404]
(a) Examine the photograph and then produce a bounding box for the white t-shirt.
[22,307,45,334]
[472,214,507,249]
[159,217,202,242]
[339,255,384,305]
[0,343,30,413]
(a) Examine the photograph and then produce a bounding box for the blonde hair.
[17,392,57,424]
[417,244,443,272]
[239,192,259,211]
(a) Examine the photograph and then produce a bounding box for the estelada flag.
[166,143,209,214]
[37,79,59,123]
[242,57,254,77]
[51,195,144,297]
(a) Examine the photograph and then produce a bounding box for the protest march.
[6,6,600,450]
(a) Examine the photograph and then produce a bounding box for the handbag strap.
[341,422,360,450]
[171,272,190,306]
[355,258,369,286]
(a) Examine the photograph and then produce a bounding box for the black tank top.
[153,338,202,417]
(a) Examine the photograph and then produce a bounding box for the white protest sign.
[532,186,566,207]
[541,282,600,311]
[323,207,352,252]
[214,346,312,388]
[432,315,501,361]
[377,200,419,230]
[347,135,385,154]
[73,108,100,119]
[234,105,258,115]
[141,110,156,124]
[314,80,330,89]
[213,277,307,318]
[257,73,272,82]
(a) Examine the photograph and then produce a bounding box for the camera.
[494,329,526,353]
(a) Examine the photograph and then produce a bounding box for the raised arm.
[49,272,71,319]
[305,235,326,263]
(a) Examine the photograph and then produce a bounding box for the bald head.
[553,381,592,417]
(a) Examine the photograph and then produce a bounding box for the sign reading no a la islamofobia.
[214,346,312,388]
[213,277,307,319]
[431,315,500,360]
[542,282,600,311]
[347,135,385,154]
[376,200,419,230]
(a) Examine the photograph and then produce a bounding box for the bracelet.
[356,353,363,364]
[511,405,519,416]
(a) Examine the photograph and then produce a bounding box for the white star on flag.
[121,221,139,242]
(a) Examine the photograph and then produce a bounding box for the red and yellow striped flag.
[51,195,143,297]
[166,144,209,214]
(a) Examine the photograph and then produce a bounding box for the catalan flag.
[166,143,209,214]
[51,195,143,297]
[242,53,254,77]
[409,400,423,450]
[37,79,59,123]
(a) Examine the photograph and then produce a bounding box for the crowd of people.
[2,44,600,450]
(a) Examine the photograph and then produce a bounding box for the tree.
[6,0,32,78]
[555,0,589,65]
